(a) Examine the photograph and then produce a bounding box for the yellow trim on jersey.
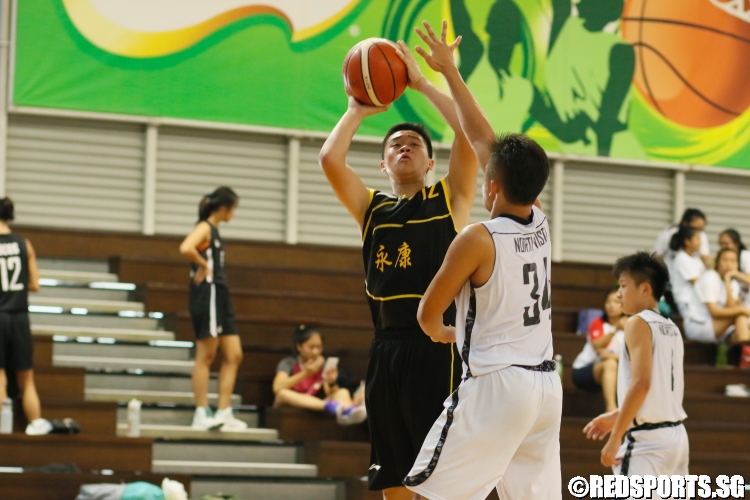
[361,199,398,241]
[365,285,423,301]
[440,178,459,233]
[368,189,375,206]
[371,213,452,233]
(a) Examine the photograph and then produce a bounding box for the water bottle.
[126,398,141,437]
[554,354,563,379]
[0,398,13,434]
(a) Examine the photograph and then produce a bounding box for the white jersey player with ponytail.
[584,252,689,476]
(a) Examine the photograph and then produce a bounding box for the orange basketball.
[622,0,750,128]
[343,38,408,107]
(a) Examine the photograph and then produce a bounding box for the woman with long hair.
[669,225,707,327]
[180,187,245,431]
[273,325,366,425]
[688,248,750,344]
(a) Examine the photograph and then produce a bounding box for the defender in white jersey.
[585,252,689,476]
[403,24,561,497]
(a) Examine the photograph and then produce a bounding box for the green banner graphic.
[13,0,750,168]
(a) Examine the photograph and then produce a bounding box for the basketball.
[622,0,750,128]
[343,38,408,107]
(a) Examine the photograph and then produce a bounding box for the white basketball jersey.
[454,206,554,378]
[617,309,687,424]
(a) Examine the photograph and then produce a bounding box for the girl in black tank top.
[179,187,246,431]
[0,197,53,435]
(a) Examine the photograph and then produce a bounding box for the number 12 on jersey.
[0,256,24,292]
[522,257,551,326]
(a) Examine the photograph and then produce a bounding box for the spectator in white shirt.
[685,248,750,344]
[719,229,750,276]
[654,208,711,268]
[669,225,707,323]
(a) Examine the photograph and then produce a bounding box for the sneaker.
[725,383,750,397]
[215,407,248,432]
[336,405,367,426]
[25,418,53,436]
[191,406,221,430]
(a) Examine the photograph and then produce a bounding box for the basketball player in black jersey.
[0,198,51,435]
[319,37,480,498]
[180,187,246,432]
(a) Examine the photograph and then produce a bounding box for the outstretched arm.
[398,39,478,229]
[319,98,389,229]
[415,20,495,170]
[418,223,495,342]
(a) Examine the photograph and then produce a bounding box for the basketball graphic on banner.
[622,0,750,128]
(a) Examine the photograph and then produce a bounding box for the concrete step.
[189,478,342,500]
[30,296,144,314]
[33,324,174,343]
[152,460,318,477]
[86,372,214,393]
[55,354,194,374]
[39,268,119,284]
[54,340,192,361]
[87,388,240,405]
[37,258,110,273]
[36,286,131,302]
[152,441,316,477]
[117,424,278,441]
[154,441,298,463]
[84,372,240,405]
[117,404,259,428]
[31,311,162,330]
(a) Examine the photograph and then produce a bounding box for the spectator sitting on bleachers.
[719,229,750,307]
[654,208,711,268]
[686,248,750,344]
[273,325,366,426]
[669,225,707,323]
[571,290,626,412]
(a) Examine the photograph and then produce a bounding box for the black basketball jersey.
[362,179,458,331]
[0,233,29,312]
[191,223,227,287]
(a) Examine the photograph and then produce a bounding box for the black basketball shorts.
[0,311,33,371]
[189,281,237,340]
[365,330,462,491]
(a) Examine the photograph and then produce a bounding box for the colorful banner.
[13,0,750,168]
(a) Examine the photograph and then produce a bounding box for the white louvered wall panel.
[562,162,673,264]
[298,139,393,246]
[155,127,287,241]
[6,116,145,231]
[685,173,750,251]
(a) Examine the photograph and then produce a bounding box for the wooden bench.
[0,434,152,472]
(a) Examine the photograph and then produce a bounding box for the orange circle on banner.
[622,0,750,128]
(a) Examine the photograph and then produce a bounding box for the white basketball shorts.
[614,424,690,477]
[403,365,563,500]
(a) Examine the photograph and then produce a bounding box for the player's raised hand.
[346,95,390,118]
[395,41,424,90]
[583,410,618,441]
[414,20,461,75]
